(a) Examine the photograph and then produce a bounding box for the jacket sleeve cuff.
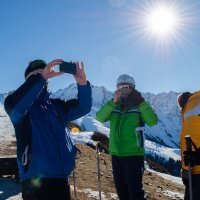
[77,81,90,87]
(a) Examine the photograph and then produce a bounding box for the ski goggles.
[117,84,132,89]
[117,84,133,95]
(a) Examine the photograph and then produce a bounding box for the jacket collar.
[35,88,51,104]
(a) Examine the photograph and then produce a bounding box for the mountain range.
[51,84,182,148]
[0,84,182,163]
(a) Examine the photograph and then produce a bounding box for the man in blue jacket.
[4,59,92,200]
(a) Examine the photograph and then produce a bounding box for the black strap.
[191,139,199,152]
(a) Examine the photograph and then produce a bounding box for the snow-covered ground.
[145,140,180,161]
[0,104,15,142]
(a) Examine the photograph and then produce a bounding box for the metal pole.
[72,159,77,200]
[97,144,102,200]
[185,135,193,200]
[73,169,77,200]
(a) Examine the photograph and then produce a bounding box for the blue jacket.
[4,74,92,181]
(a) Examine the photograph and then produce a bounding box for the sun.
[144,3,180,39]
[116,1,188,50]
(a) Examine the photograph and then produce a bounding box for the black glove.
[130,89,145,106]
[183,150,200,167]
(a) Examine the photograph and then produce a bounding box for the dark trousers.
[182,174,200,200]
[112,155,146,200]
[22,178,71,200]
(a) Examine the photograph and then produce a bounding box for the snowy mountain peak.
[0,93,9,104]
[0,85,182,149]
[53,85,181,148]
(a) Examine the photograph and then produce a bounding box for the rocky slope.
[70,144,184,200]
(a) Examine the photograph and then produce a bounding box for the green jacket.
[96,100,158,156]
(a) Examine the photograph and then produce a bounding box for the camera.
[59,62,77,74]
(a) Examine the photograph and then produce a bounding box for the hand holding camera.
[59,61,87,85]
[42,59,77,80]
[113,90,122,103]
[114,86,144,106]
[41,59,64,80]
[41,60,87,86]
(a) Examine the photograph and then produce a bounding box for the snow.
[145,140,181,161]
[83,189,106,200]
[0,104,15,142]
[152,170,183,185]
[71,131,95,145]
[74,116,110,136]
[163,190,184,199]
[82,189,117,200]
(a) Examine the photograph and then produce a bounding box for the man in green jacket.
[96,74,158,200]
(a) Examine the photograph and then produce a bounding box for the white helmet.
[116,74,135,87]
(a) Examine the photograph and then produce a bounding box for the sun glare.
[117,1,189,50]
[147,6,178,37]
[144,3,180,39]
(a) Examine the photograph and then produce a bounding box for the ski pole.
[73,170,77,200]
[73,161,77,200]
[96,143,102,200]
[185,135,193,200]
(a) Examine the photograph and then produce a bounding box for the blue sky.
[1,0,200,94]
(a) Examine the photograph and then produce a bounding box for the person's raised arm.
[4,74,46,123]
[52,62,92,124]
[96,90,121,122]
[4,59,65,124]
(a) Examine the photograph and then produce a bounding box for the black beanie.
[178,92,192,110]
[24,59,46,78]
